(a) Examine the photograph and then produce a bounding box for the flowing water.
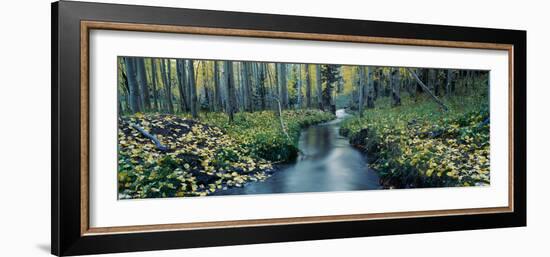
[216,109,381,196]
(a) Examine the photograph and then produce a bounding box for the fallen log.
[406,68,449,111]
[268,96,292,142]
[130,123,169,151]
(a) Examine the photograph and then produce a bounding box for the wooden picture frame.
[52,1,526,256]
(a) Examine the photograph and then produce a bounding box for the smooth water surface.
[216,109,381,196]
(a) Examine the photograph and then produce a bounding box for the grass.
[340,92,490,188]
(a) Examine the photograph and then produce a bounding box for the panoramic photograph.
[117,56,490,199]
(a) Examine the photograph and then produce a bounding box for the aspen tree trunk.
[366,66,375,108]
[280,64,288,109]
[164,59,174,113]
[374,67,380,100]
[150,59,159,111]
[305,64,312,108]
[240,62,247,111]
[136,60,144,111]
[176,59,188,112]
[136,58,151,111]
[391,68,401,106]
[354,74,360,110]
[446,69,453,97]
[119,62,132,114]
[186,60,198,118]
[428,69,436,94]
[254,63,260,109]
[214,61,221,112]
[337,67,344,93]
[123,57,141,113]
[266,63,278,114]
[358,66,365,117]
[467,70,473,92]
[224,61,236,122]
[259,63,268,110]
[315,64,323,110]
[362,67,368,109]
[159,59,167,112]
[243,62,253,112]
[296,64,302,109]
[219,61,227,112]
[203,61,213,111]
[273,64,279,115]
[276,63,287,110]
[183,61,191,113]
[234,63,240,111]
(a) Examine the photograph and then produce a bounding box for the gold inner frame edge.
[80,20,515,236]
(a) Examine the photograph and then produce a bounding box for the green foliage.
[196,109,335,162]
[340,94,490,188]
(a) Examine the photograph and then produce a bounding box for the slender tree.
[336,67,344,93]
[214,61,222,111]
[366,66,375,108]
[266,63,278,112]
[201,61,212,112]
[305,64,312,108]
[166,59,174,113]
[136,58,151,111]
[176,59,188,112]
[236,63,243,111]
[150,58,159,111]
[428,69,437,94]
[118,58,131,113]
[296,64,303,109]
[224,61,236,122]
[280,64,288,109]
[159,59,168,112]
[316,65,323,110]
[467,70,473,92]
[186,60,198,118]
[358,66,365,117]
[391,68,401,106]
[123,57,141,113]
[257,63,267,110]
[446,69,453,97]
[242,62,253,112]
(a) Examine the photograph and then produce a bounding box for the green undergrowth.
[118,109,334,199]
[340,94,490,188]
[198,109,335,162]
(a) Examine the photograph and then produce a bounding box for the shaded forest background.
[118,57,487,119]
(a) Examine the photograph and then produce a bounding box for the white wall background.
[0,0,547,256]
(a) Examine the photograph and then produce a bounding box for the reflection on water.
[216,109,381,196]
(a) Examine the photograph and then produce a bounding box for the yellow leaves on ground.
[117,114,275,199]
[341,96,490,188]
[117,110,334,199]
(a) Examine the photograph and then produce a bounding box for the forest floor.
[117,110,335,199]
[340,94,490,188]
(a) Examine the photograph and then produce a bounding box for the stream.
[215,109,381,196]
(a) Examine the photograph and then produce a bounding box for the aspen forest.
[117,56,490,199]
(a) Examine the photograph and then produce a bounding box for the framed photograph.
[52,1,526,256]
